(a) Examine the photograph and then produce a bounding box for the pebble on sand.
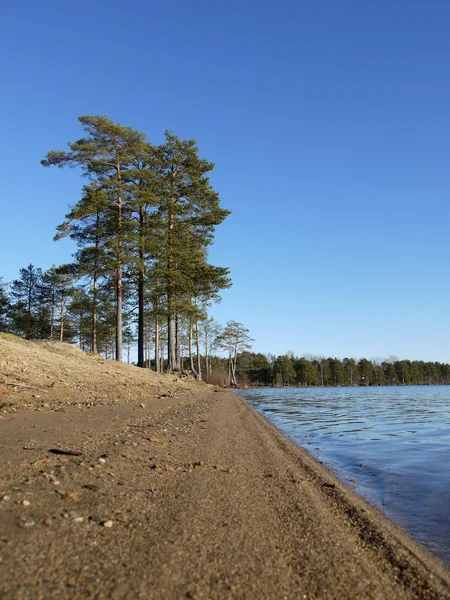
[20,520,35,528]
[102,520,114,528]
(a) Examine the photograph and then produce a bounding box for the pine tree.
[54,185,110,353]
[124,141,161,368]
[10,265,45,339]
[122,325,137,364]
[200,316,222,382]
[68,288,92,350]
[96,284,117,360]
[217,321,253,386]
[39,265,74,341]
[42,115,148,361]
[157,132,231,371]
[358,358,374,385]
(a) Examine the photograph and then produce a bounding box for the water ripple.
[236,386,450,565]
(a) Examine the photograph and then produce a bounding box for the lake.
[236,386,450,565]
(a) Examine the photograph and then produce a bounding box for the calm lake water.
[236,386,450,565]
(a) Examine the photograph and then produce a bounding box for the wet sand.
[1,389,449,599]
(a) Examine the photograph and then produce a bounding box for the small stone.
[139,403,145,408]
[20,520,35,528]
[83,484,99,492]
[21,500,31,507]
[102,520,114,528]
[98,458,106,464]
[73,516,84,523]
[43,518,53,526]
[88,515,102,523]
[1,495,11,502]
[64,491,81,500]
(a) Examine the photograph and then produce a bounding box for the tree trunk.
[189,320,198,378]
[159,336,165,372]
[168,315,176,371]
[231,358,237,387]
[137,269,145,367]
[116,269,123,361]
[231,344,238,386]
[155,312,160,373]
[205,330,209,383]
[146,323,151,369]
[175,314,181,370]
[50,285,55,341]
[196,318,202,381]
[92,275,97,353]
[59,296,65,342]
[115,155,123,362]
[92,209,100,354]
[137,205,145,367]
[144,324,148,366]
[167,174,176,371]
[27,282,32,340]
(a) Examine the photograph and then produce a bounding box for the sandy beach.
[1,337,450,599]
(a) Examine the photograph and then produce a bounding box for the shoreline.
[0,388,449,598]
[238,383,450,389]
[238,385,450,566]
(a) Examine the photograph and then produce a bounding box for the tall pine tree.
[42,115,148,361]
[157,131,231,370]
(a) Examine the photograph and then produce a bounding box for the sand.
[0,335,449,599]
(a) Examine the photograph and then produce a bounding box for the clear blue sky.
[2,0,450,362]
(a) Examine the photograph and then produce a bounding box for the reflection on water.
[236,386,450,565]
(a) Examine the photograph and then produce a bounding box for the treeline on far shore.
[231,352,450,387]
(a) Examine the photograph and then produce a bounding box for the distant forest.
[230,353,450,387]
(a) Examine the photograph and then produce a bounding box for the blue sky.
[1,0,450,361]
